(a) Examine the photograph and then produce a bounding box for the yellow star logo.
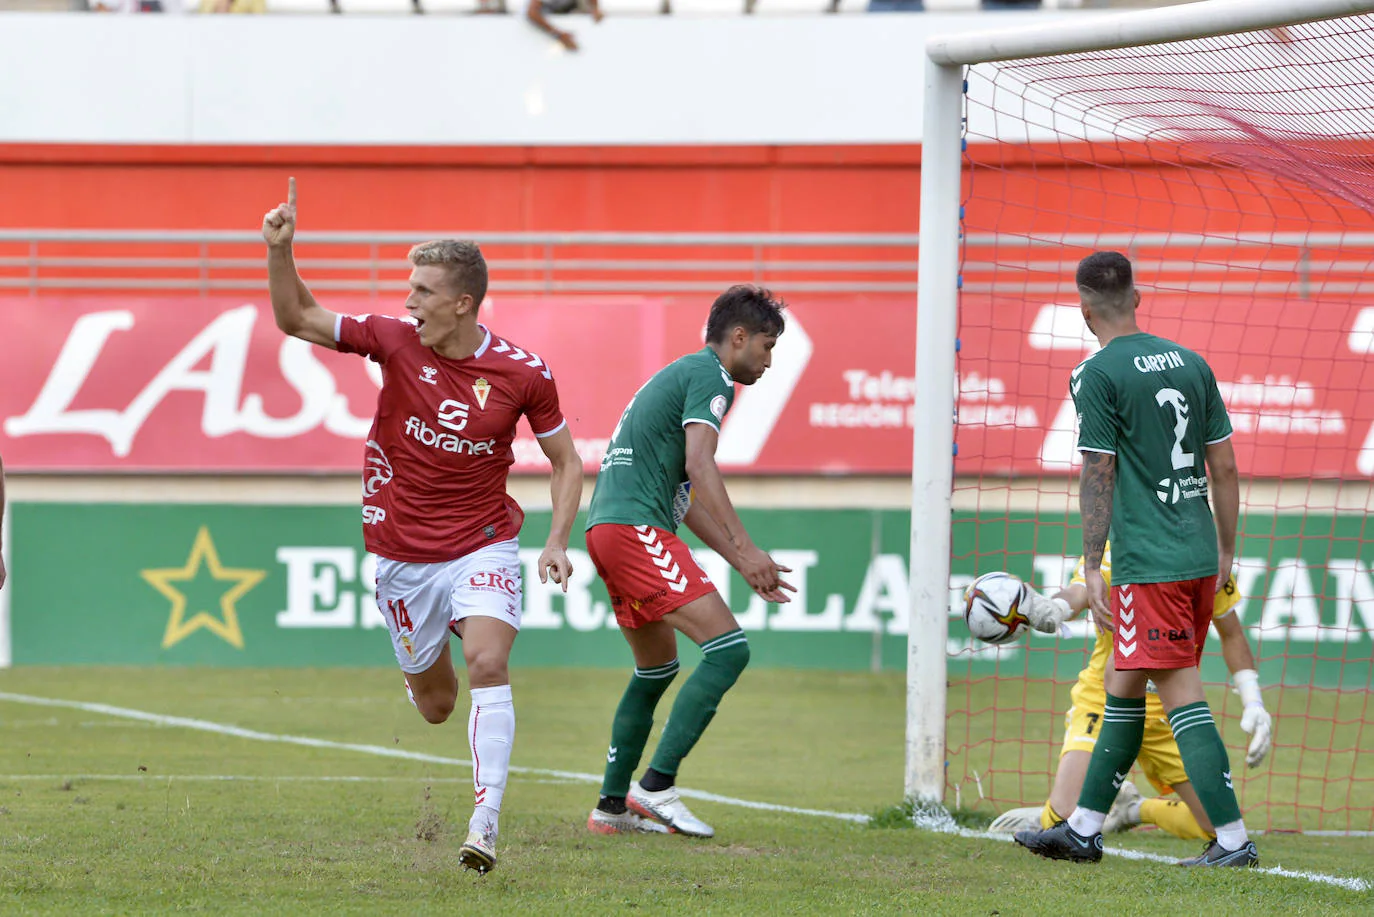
[141,526,265,650]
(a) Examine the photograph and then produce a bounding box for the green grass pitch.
[0,667,1370,915]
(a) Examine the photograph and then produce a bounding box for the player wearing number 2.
[1015,251,1259,867]
[263,179,583,875]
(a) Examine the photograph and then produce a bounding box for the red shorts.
[1113,576,1216,671]
[585,523,717,629]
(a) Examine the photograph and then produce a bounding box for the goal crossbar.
[928,0,1374,66]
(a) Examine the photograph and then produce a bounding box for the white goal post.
[906,0,1374,805]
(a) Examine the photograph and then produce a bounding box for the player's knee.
[706,637,750,684]
[732,639,751,673]
[464,648,510,688]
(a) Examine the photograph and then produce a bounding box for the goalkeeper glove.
[1022,587,1073,636]
[1232,668,1272,768]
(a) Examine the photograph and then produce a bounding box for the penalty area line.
[0,691,866,824]
[0,774,576,785]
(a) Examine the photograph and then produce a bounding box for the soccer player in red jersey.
[263,179,583,875]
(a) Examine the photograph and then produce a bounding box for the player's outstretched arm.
[683,423,795,603]
[683,501,790,604]
[1213,610,1272,767]
[263,177,338,350]
[1023,582,1087,634]
[535,426,582,592]
[1206,438,1240,594]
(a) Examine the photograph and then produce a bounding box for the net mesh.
[946,15,1374,834]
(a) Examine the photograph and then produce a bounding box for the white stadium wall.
[0,11,1089,146]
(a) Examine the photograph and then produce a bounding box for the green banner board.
[7,503,1371,686]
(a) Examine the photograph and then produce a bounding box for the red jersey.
[336,315,566,563]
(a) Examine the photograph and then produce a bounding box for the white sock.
[1068,807,1107,836]
[1214,819,1249,851]
[468,684,515,835]
[403,678,418,711]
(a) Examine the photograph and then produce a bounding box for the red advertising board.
[2,293,1372,477]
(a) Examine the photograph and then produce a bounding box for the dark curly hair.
[704,284,787,344]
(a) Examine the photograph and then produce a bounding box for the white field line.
[0,774,578,786]
[1,691,1369,892]
[968,828,1371,892]
[0,691,865,823]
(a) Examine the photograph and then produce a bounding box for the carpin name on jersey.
[1133,351,1186,373]
[404,416,497,455]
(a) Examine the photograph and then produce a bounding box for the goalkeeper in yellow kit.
[992,542,1274,840]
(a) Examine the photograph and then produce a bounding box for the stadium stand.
[0,0,1211,13]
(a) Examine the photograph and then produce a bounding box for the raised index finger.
[287,176,297,210]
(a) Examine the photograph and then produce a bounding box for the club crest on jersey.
[472,377,492,410]
[419,365,438,385]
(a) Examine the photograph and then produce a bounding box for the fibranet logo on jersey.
[404,415,496,454]
[436,398,470,432]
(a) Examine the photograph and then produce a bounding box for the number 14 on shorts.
[387,598,414,632]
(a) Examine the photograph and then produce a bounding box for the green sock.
[599,660,679,798]
[1168,701,1243,827]
[1077,693,1146,813]
[647,629,750,778]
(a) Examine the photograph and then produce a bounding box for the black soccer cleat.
[1177,840,1259,868]
[1013,820,1104,863]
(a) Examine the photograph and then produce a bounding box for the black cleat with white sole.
[1014,820,1103,863]
[1178,840,1259,868]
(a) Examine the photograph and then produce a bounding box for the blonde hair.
[408,239,488,304]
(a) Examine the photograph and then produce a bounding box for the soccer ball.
[963,571,1029,645]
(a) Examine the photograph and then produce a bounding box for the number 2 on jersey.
[387,598,413,632]
[1155,387,1194,470]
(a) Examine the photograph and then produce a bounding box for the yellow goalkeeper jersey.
[1069,541,1240,694]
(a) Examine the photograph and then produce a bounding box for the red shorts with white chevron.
[1112,576,1217,671]
[585,523,717,629]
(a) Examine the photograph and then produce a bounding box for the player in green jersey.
[584,285,795,838]
[1015,251,1258,868]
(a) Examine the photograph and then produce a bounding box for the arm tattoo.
[1079,451,1116,569]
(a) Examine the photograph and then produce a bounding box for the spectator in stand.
[90,0,183,11]
[527,0,602,52]
[199,0,263,11]
[867,0,1043,10]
